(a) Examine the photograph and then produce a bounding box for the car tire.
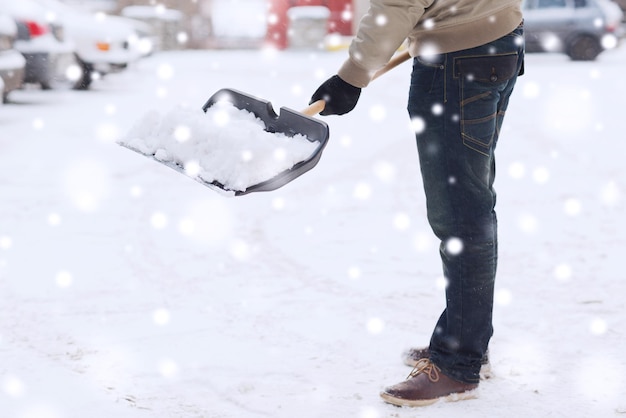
[40,55,93,90]
[73,60,93,90]
[566,35,602,61]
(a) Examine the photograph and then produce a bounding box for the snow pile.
[119,102,319,192]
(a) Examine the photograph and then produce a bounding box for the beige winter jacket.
[338,0,523,87]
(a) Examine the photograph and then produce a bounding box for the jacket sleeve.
[338,0,434,88]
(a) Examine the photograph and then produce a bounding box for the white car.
[0,14,26,102]
[34,0,149,89]
[0,1,77,90]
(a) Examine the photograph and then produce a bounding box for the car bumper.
[80,48,142,75]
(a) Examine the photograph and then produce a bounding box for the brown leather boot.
[380,359,478,407]
[402,347,493,379]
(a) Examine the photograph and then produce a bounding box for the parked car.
[0,14,26,102]
[612,0,626,19]
[523,0,624,60]
[0,1,78,90]
[34,0,148,89]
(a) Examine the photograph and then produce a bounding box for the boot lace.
[407,358,441,382]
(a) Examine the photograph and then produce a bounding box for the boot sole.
[380,387,479,407]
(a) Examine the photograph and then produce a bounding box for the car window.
[537,0,567,7]
[573,0,587,7]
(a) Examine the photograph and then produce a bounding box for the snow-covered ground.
[1,42,625,418]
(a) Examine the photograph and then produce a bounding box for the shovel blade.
[203,88,329,195]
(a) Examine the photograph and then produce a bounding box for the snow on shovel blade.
[202,88,329,196]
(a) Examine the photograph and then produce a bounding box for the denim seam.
[452,52,519,81]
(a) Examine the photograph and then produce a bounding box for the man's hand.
[310,75,361,116]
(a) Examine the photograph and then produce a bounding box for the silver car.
[0,14,26,102]
[523,0,624,60]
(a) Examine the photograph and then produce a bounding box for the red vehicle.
[266,0,354,49]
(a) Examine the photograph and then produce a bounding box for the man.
[310,0,525,407]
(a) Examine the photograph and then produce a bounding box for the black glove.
[310,75,361,116]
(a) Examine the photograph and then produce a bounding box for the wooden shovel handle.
[372,50,411,81]
[300,50,412,117]
[302,99,327,117]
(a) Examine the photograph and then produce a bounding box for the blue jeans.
[407,24,524,384]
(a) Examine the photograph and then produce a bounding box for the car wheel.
[72,60,93,90]
[40,54,94,90]
[566,35,602,61]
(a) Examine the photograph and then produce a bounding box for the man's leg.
[381,25,524,406]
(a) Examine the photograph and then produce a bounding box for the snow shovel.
[201,88,329,196]
[201,50,412,196]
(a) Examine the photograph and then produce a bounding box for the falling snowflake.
[104,104,117,115]
[435,275,448,290]
[553,263,572,282]
[158,358,180,378]
[177,218,195,237]
[150,212,168,229]
[353,182,372,200]
[517,213,539,234]
[157,63,174,80]
[96,123,120,143]
[431,103,444,116]
[410,117,426,134]
[413,232,434,253]
[589,318,608,335]
[393,213,411,231]
[32,118,44,130]
[495,288,513,306]
[369,105,386,122]
[348,266,361,280]
[152,308,171,326]
[183,160,201,177]
[271,197,286,210]
[177,31,189,44]
[563,198,582,216]
[522,81,540,99]
[47,213,62,226]
[508,161,526,179]
[65,64,82,82]
[230,239,252,261]
[339,134,353,148]
[130,186,143,198]
[156,87,168,98]
[2,375,25,397]
[55,270,73,288]
[532,167,550,184]
[366,317,385,334]
[0,236,13,250]
[174,125,191,142]
[373,161,396,182]
[600,181,621,206]
[445,237,463,255]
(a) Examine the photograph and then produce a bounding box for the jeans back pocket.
[454,53,519,156]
